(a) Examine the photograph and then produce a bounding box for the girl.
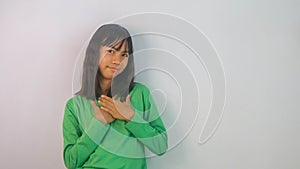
[62,24,168,169]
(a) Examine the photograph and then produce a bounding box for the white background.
[1,0,299,168]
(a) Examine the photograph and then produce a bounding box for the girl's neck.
[99,77,111,95]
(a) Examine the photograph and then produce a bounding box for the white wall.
[0,0,299,168]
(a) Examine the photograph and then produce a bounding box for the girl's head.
[77,24,135,100]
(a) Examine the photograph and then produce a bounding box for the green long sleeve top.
[62,83,168,169]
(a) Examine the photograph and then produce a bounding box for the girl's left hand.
[98,95,135,122]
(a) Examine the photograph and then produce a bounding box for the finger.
[101,105,117,118]
[102,111,114,123]
[98,98,114,109]
[112,98,121,106]
[101,106,121,119]
[126,95,131,104]
[100,106,113,115]
[112,95,118,100]
[112,99,125,112]
[103,111,114,119]
[100,104,115,116]
[101,95,114,102]
[100,96,115,107]
[99,95,113,103]
[106,116,114,122]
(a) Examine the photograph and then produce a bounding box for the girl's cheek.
[122,58,128,65]
[120,59,128,69]
[99,54,109,65]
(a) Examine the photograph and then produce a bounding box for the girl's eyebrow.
[111,46,128,53]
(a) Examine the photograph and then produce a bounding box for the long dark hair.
[76,24,135,101]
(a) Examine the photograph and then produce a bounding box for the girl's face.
[98,40,129,80]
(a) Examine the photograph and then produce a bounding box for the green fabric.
[62,83,168,169]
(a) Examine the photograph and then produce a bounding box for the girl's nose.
[112,53,122,64]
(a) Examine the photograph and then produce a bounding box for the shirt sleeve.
[125,86,168,156]
[62,98,110,169]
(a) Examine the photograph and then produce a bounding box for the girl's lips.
[108,66,119,72]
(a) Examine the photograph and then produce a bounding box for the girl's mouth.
[108,66,119,72]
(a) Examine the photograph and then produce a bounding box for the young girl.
[63,24,168,169]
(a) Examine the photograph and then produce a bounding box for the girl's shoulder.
[65,94,89,108]
[132,82,151,94]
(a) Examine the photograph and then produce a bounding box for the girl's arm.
[62,98,110,169]
[125,86,168,156]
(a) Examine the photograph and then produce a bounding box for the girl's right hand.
[90,100,115,124]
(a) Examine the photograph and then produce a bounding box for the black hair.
[76,24,135,101]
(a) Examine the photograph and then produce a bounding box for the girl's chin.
[102,70,122,79]
[112,73,120,78]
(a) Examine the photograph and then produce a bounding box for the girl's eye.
[122,53,129,57]
[107,50,114,54]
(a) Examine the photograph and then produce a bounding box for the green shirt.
[62,83,168,169]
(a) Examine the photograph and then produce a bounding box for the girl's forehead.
[110,39,128,50]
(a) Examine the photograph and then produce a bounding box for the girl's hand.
[98,95,135,122]
[90,100,115,124]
